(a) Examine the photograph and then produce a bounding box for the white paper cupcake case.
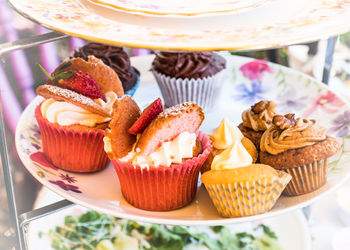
[152,69,226,111]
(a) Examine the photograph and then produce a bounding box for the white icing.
[40,91,117,127]
[210,118,252,170]
[211,118,243,149]
[108,132,197,168]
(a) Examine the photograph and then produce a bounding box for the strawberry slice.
[136,102,204,155]
[38,62,105,101]
[128,98,163,135]
[57,70,104,100]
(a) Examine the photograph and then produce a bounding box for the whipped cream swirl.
[211,118,243,149]
[41,91,117,127]
[105,132,197,168]
[210,119,252,170]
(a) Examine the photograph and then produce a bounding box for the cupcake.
[259,114,341,196]
[73,43,140,96]
[202,118,257,173]
[201,119,290,217]
[104,100,212,211]
[151,52,226,111]
[35,56,124,172]
[238,100,277,148]
[201,164,291,218]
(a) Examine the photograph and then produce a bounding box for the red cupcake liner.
[35,104,109,172]
[111,131,212,211]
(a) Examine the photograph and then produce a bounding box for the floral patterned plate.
[15,55,350,226]
[88,0,274,16]
[8,0,350,51]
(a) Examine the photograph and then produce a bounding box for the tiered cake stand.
[2,0,350,249]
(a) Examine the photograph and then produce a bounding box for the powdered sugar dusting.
[119,94,132,100]
[46,85,97,106]
[37,85,110,116]
[159,102,196,118]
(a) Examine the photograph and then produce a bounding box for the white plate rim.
[87,0,275,17]
[7,0,350,51]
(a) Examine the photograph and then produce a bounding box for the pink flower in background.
[302,90,345,118]
[239,60,273,81]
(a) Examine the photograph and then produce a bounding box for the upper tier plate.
[88,0,274,16]
[9,0,350,51]
[15,54,350,226]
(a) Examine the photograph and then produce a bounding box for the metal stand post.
[19,200,74,250]
[322,36,337,85]
[0,31,70,250]
[0,96,22,250]
[0,31,68,56]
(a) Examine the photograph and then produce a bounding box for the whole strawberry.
[39,62,105,101]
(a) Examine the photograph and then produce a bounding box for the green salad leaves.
[40,211,282,250]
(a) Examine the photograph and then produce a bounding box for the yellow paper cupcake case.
[204,172,291,218]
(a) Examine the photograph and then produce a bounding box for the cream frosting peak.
[211,141,253,170]
[94,91,118,115]
[210,119,253,170]
[211,118,243,149]
[40,91,118,127]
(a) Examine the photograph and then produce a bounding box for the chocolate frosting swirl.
[242,100,277,132]
[260,117,327,155]
[152,52,226,79]
[73,43,139,91]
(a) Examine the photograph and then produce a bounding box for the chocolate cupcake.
[259,114,341,196]
[238,100,277,148]
[151,52,226,111]
[73,43,140,95]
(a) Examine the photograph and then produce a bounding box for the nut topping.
[272,113,296,130]
[251,100,269,114]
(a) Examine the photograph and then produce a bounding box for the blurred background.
[2,0,350,249]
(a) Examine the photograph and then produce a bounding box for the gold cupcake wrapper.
[283,159,328,196]
[204,172,291,218]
